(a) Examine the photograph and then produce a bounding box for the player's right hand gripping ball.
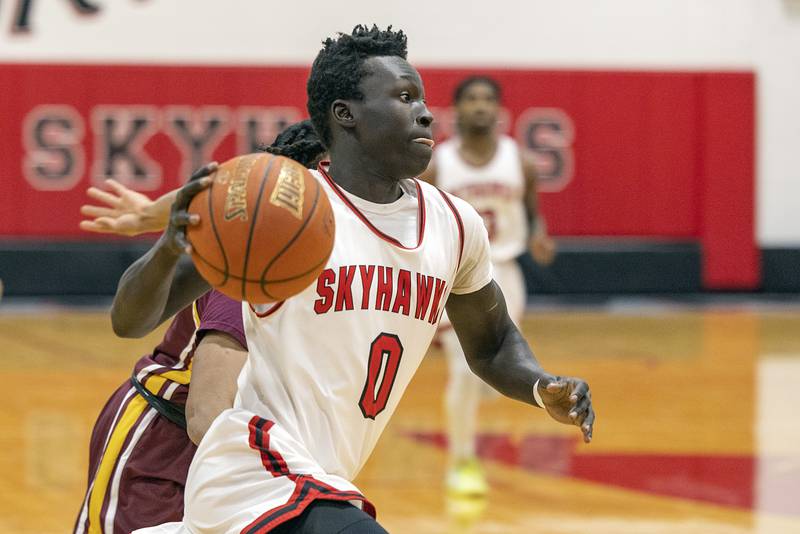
[186,153,335,304]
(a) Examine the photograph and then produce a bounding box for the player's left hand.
[164,162,218,255]
[537,376,594,443]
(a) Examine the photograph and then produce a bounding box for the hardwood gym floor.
[1,302,798,533]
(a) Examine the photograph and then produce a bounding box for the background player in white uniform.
[421,76,556,496]
[112,26,594,534]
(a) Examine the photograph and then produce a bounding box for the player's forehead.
[360,56,424,95]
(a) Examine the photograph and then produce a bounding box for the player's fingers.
[569,394,591,422]
[174,176,213,209]
[86,186,122,207]
[79,220,102,233]
[568,380,590,403]
[174,228,192,255]
[581,409,595,443]
[103,179,134,197]
[80,205,118,218]
[189,161,218,181]
[79,219,113,234]
[170,211,197,228]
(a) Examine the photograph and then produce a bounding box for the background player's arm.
[446,281,594,443]
[111,167,216,338]
[521,150,556,266]
[185,332,248,445]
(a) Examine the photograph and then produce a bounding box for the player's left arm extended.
[446,281,594,443]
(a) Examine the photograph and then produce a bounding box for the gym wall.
[0,0,796,294]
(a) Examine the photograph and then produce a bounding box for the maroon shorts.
[73,380,196,534]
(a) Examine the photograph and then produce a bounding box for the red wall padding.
[0,64,756,288]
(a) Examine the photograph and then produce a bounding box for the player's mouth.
[412,138,435,148]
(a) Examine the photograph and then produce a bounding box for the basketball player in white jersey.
[420,76,556,496]
[112,26,594,533]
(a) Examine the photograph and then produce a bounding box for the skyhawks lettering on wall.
[21,105,301,191]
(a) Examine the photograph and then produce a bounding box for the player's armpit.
[185,331,248,445]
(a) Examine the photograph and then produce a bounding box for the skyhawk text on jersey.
[313,265,448,325]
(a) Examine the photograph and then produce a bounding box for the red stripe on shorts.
[243,416,376,533]
[247,416,290,477]
[241,475,374,534]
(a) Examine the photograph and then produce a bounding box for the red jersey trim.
[249,301,285,318]
[436,188,465,270]
[318,163,426,250]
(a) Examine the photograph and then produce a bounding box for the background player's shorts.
[74,380,196,534]
[135,408,375,534]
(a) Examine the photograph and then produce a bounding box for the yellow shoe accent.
[446,458,488,497]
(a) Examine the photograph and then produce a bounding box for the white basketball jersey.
[236,166,492,484]
[435,135,528,262]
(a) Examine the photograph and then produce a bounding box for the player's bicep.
[185,331,247,444]
[446,280,514,365]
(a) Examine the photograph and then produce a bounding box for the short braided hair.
[307,25,408,147]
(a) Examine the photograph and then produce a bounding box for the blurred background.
[1,1,799,533]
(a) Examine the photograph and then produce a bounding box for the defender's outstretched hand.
[537,376,594,443]
[163,163,218,255]
[80,179,164,236]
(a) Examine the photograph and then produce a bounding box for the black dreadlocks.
[307,24,408,147]
[259,119,326,169]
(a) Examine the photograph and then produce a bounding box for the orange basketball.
[186,153,335,304]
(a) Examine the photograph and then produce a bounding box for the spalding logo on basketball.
[186,153,335,304]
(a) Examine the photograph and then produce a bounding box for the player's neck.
[326,156,405,205]
[458,132,498,167]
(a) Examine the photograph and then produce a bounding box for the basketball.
[186,153,335,304]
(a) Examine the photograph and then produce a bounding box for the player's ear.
[332,100,356,130]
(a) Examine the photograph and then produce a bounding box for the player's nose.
[416,105,434,129]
